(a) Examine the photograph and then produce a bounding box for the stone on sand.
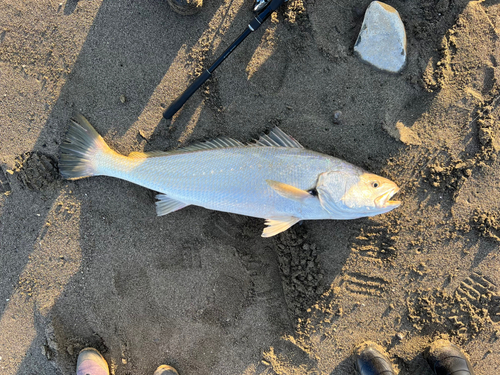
[354,1,406,73]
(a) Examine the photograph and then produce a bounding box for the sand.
[1,0,499,374]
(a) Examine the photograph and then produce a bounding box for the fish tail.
[59,113,115,180]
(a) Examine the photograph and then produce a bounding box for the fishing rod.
[163,0,288,120]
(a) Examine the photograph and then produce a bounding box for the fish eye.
[371,181,379,188]
[308,188,318,197]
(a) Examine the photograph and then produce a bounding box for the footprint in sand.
[12,151,59,191]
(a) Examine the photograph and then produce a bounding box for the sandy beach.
[1,0,499,374]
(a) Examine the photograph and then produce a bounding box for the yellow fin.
[266,180,311,202]
[262,217,300,238]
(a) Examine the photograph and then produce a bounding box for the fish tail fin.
[59,113,114,180]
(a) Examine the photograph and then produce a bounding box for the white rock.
[354,1,406,73]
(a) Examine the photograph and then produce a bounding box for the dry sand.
[1,0,500,374]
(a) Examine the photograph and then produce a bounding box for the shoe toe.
[76,348,109,375]
[154,364,180,375]
[354,342,395,375]
[425,339,475,375]
[167,0,203,15]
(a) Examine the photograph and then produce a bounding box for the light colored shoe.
[76,348,110,375]
[154,364,180,375]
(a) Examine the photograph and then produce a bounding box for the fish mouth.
[375,186,401,208]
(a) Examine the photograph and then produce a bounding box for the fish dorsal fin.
[155,194,189,216]
[128,137,245,158]
[128,129,301,158]
[262,216,300,237]
[178,137,245,152]
[251,127,304,148]
[266,180,312,202]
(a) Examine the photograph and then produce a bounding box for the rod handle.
[163,70,212,120]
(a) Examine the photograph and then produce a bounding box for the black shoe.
[424,339,475,375]
[354,342,395,375]
[167,0,203,15]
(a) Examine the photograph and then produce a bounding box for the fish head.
[317,170,401,219]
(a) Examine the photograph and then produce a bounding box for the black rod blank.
[163,0,286,120]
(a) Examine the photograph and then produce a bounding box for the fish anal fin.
[266,180,311,202]
[262,217,300,238]
[156,194,189,216]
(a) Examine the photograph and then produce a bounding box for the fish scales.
[59,114,401,237]
[97,147,335,220]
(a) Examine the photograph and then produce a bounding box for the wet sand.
[1,0,499,374]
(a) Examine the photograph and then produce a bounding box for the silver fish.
[59,114,400,237]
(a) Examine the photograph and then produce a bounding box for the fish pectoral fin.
[262,216,300,238]
[266,180,311,202]
[155,194,189,216]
